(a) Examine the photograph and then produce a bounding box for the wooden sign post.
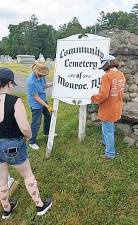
[46,98,59,159]
[46,33,110,159]
[78,105,87,141]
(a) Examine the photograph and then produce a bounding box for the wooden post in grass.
[46,99,59,159]
[78,105,87,141]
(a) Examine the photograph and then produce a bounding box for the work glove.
[47,105,54,113]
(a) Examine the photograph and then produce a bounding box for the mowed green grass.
[0,62,32,76]
[0,94,138,225]
[0,62,54,80]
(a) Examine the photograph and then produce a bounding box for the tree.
[0,6,137,58]
[37,24,57,59]
[5,15,40,57]
[116,12,130,29]
[131,4,138,18]
[97,11,108,29]
[129,4,138,33]
[0,37,9,55]
[96,9,138,33]
[58,17,82,38]
[7,24,25,57]
[25,14,40,55]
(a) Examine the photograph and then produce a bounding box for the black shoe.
[36,198,52,216]
[2,199,18,219]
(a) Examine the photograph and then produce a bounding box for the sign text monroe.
[52,34,110,105]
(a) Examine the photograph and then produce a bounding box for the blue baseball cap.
[0,67,17,85]
[98,55,115,69]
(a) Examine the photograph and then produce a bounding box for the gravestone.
[38,53,45,62]
[16,55,35,64]
[45,58,55,69]
[0,55,12,63]
[0,55,5,63]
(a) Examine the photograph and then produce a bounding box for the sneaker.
[8,177,15,189]
[29,143,39,150]
[36,198,52,216]
[2,199,18,219]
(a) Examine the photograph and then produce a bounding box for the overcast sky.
[0,0,137,40]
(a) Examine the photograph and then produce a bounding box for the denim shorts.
[0,138,28,165]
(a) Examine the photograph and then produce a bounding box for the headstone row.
[0,55,12,63]
[16,55,35,64]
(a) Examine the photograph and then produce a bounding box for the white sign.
[52,34,110,105]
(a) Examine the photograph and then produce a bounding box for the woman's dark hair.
[0,78,11,88]
[104,59,119,71]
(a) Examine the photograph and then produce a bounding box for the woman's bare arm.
[14,98,32,139]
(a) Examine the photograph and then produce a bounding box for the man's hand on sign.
[47,105,54,113]
[91,93,98,103]
[91,92,97,102]
[46,82,53,88]
[91,96,95,102]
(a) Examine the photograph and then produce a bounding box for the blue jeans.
[102,122,116,158]
[29,106,51,144]
[0,138,28,165]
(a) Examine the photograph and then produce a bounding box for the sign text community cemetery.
[52,34,110,105]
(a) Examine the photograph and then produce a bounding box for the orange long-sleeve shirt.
[91,68,125,122]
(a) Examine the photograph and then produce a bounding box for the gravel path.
[14,74,52,96]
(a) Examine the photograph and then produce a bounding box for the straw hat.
[32,62,49,76]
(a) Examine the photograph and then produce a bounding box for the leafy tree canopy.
[0,5,137,58]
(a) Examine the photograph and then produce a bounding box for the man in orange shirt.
[91,55,125,159]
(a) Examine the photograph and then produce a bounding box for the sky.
[0,0,137,40]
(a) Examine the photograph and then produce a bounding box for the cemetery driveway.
[14,74,52,96]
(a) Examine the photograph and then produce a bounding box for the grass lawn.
[0,94,138,225]
[0,62,54,80]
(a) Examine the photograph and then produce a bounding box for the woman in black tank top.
[0,68,52,219]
